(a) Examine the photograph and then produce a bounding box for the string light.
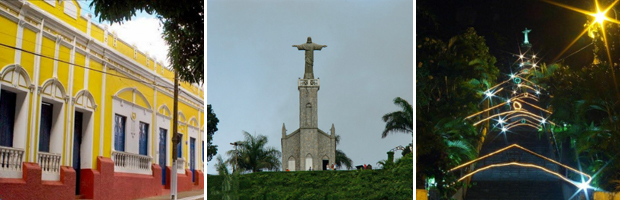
[456,162,587,188]
[449,144,592,180]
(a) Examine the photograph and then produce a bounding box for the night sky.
[417,0,618,72]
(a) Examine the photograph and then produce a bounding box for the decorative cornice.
[0,1,204,105]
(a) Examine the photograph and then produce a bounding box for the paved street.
[134,190,204,200]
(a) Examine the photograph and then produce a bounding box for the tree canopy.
[90,0,204,83]
[532,63,620,191]
[381,97,413,138]
[207,104,219,162]
[416,27,499,197]
[226,131,281,173]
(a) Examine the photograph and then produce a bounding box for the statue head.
[307,37,312,43]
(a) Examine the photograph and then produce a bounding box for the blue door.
[73,111,83,194]
[190,138,195,182]
[139,122,148,155]
[159,128,167,185]
[39,102,53,152]
[177,134,183,158]
[114,115,126,151]
[0,89,16,147]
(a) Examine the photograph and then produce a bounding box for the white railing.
[0,146,24,178]
[298,79,320,87]
[37,152,61,181]
[111,151,152,175]
[176,158,185,174]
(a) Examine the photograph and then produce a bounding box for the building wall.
[0,0,203,176]
[282,79,335,171]
[281,129,300,171]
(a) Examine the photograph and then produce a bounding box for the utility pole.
[171,71,180,200]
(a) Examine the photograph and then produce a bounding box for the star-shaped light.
[543,0,620,64]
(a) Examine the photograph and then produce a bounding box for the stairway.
[464,127,566,200]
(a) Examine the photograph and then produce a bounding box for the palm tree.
[213,155,239,200]
[335,149,353,170]
[226,131,281,173]
[382,97,413,138]
[333,134,353,170]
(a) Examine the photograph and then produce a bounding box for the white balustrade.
[111,151,152,175]
[37,152,61,173]
[176,158,185,174]
[0,146,24,178]
[37,152,61,181]
[298,79,320,87]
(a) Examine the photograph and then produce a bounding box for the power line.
[1,1,172,75]
[0,41,204,104]
[553,42,594,64]
[0,29,175,80]
[0,41,175,89]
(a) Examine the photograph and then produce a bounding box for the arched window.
[288,156,296,171]
[305,153,313,171]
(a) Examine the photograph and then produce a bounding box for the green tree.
[207,104,219,162]
[416,27,499,197]
[333,134,353,170]
[227,131,281,173]
[335,149,353,170]
[381,97,413,138]
[89,0,204,83]
[402,143,412,156]
[532,63,620,191]
[213,155,239,200]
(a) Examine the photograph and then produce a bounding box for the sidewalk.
[134,190,204,200]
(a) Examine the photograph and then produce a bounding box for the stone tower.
[281,37,336,171]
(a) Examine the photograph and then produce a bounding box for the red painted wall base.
[81,156,203,200]
[0,157,203,200]
[164,167,204,192]
[0,162,75,200]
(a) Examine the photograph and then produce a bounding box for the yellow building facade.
[0,0,204,199]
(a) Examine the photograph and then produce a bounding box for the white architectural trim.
[177,112,186,124]
[28,18,44,163]
[152,86,156,164]
[52,34,60,78]
[14,3,29,65]
[63,0,78,19]
[44,0,55,7]
[111,88,153,159]
[37,78,67,158]
[0,1,203,107]
[111,97,153,156]
[64,36,76,166]
[70,90,95,169]
[156,111,171,167]
[114,87,152,110]
[99,63,106,158]
[83,54,90,90]
[0,65,31,161]
[158,104,171,117]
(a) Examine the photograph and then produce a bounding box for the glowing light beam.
[449,144,592,180]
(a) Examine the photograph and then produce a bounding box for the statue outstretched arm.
[312,44,327,50]
[293,44,306,50]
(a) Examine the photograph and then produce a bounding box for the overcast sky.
[78,1,169,65]
[206,0,413,174]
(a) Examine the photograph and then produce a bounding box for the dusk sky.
[206,0,413,174]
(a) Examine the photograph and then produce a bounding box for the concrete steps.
[465,181,563,200]
[464,128,566,199]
